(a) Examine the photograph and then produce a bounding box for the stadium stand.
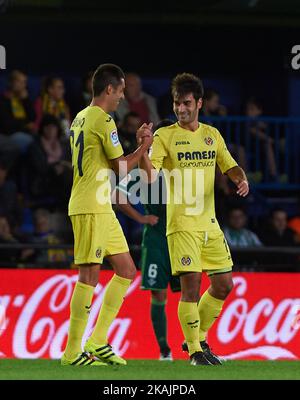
[0,72,299,270]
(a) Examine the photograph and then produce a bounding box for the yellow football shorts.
[167,229,233,276]
[70,213,129,265]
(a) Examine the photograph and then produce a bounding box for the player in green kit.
[116,120,180,361]
[138,73,249,366]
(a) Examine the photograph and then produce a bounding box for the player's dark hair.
[82,70,94,87]
[171,73,204,102]
[92,64,125,97]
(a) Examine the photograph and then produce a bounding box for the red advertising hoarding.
[0,270,299,360]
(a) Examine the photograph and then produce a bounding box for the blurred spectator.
[259,209,297,246]
[118,112,141,155]
[0,70,36,152]
[288,214,300,245]
[201,88,227,117]
[0,215,19,264]
[0,132,20,169]
[157,89,173,120]
[214,167,247,224]
[200,89,247,171]
[24,209,68,264]
[202,87,244,220]
[35,76,71,136]
[71,71,93,115]
[116,72,160,126]
[27,115,72,209]
[0,161,22,228]
[244,97,277,181]
[224,207,263,247]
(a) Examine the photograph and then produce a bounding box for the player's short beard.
[176,107,198,126]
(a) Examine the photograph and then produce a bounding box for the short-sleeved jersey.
[68,106,123,215]
[150,122,237,235]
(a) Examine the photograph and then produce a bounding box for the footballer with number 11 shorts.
[61,64,153,367]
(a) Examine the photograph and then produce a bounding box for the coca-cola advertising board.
[0,270,300,360]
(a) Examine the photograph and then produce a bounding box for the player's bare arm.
[138,151,158,183]
[114,190,159,226]
[136,123,153,145]
[110,132,153,177]
[136,123,158,183]
[226,166,249,197]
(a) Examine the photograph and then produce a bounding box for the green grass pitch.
[0,359,300,380]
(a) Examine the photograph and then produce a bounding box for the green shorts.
[140,230,181,292]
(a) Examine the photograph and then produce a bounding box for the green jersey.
[117,169,180,292]
[117,169,167,237]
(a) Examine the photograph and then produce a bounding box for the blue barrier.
[197,116,300,189]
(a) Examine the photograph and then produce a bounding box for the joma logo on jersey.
[176,141,190,145]
[177,150,216,161]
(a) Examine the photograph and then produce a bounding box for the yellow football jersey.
[150,122,237,235]
[68,106,123,215]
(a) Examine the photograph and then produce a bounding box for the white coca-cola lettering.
[243,299,273,343]
[49,319,69,359]
[224,346,297,360]
[12,274,141,359]
[0,295,11,310]
[50,276,140,359]
[49,278,74,312]
[217,300,248,343]
[107,318,131,355]
[13,275,76,358]
[2,271,300,360]
[0,295,11,333]
[217,277,300,346]
[266,299,300,343]
[13,295,25,307]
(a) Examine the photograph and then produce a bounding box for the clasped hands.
[136,123,153,148]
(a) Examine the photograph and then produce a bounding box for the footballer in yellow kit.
[150,121,236,276]
[138,72,249,366]
[61,64,153,368]
[68,106,128,265]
